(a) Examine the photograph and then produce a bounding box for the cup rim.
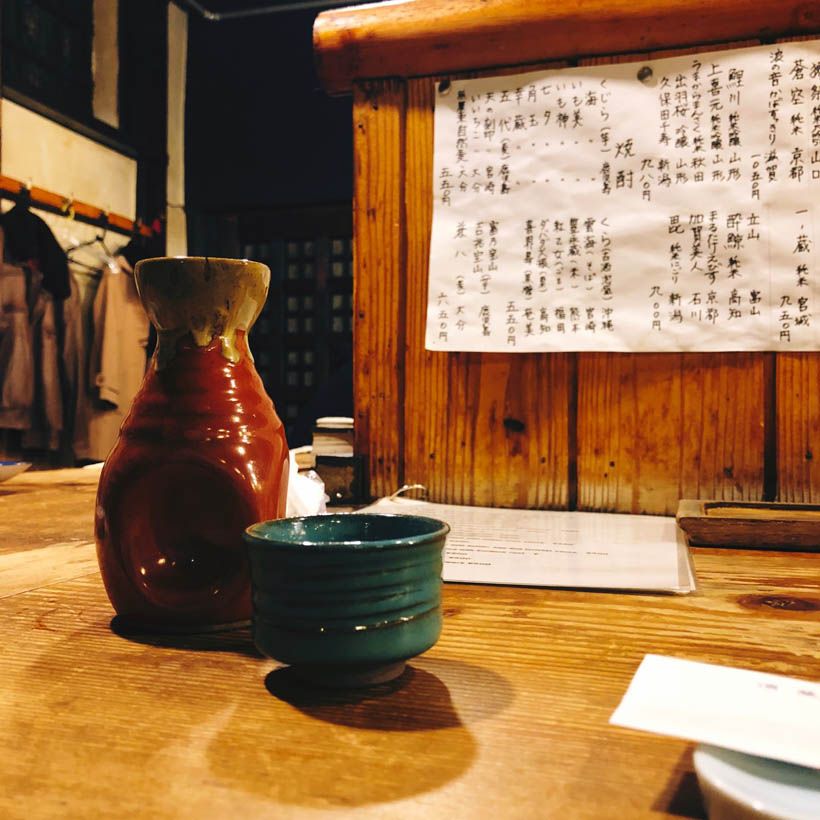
[244,513,450,550]
[135,255,269,268]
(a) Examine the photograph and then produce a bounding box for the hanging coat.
[0,261,35,429]
[21,261,63,451]
[0,203,71,299]
[75,256,149,462]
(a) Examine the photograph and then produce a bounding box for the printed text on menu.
[427,41,820,352]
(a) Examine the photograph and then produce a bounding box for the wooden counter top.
[2,469,819,818]
[313,0,820,94]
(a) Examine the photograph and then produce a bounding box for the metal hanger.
[176,0,364,21]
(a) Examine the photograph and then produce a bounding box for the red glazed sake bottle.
[95,257,289,631]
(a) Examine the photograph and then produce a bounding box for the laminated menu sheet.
[428,40,820,352]
[359,497,696,593]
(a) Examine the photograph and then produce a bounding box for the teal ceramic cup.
[243,514,450,687]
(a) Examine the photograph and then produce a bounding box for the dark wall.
[120,0,168,247]
[0,0,169,250]
[185,6,353,244]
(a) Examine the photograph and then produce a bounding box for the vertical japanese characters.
[428,41,820,352]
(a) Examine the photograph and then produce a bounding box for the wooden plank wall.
[401,75,572,511]
[353,38,817,513]
[353,80,406,497]
[776,35,820,503]
[575,47,767,515]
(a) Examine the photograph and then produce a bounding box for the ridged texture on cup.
[243,514,449,667]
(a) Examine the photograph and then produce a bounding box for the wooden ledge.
[677,499,820,550]
[314,0,820,94]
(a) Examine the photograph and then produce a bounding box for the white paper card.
[428,40,820,353]
[611,654,820,769]
[359,497,695,593]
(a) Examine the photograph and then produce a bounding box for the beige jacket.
[74,256,149,462]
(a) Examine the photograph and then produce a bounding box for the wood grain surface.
[0,541,97,599]
[576,352,767,515]
[773,37,820,504]
[402,79,571,508]
[677,498,820,548]
[2,470,820,818]
[0,467,99,555]
[314,0,820,94]
[352,80,407,500]
[573,47,767,515]
[349,42,780,513]
[777,353,820,502]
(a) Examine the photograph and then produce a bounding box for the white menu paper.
[611,654,820,770]
[360,497,695,593]
[428,40,820,352]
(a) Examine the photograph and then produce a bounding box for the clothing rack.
[0,174,153,238]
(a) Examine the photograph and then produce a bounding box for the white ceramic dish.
[0,461,31,483]
[694,744,820,820]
